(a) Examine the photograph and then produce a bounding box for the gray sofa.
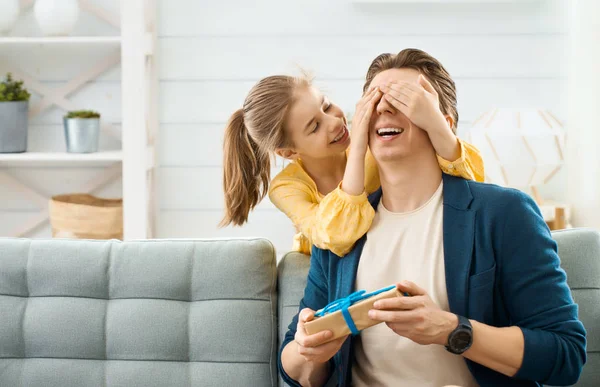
[0,229,598,386]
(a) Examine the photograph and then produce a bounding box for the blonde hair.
[364,48,459,132]
[221,75,310,226]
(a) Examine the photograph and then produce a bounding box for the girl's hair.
[363,48,459,132]
[221,75,310,226]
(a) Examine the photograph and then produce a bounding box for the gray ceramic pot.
[0,101,28,153]
[63,117,100,153]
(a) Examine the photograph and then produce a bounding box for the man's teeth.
[377,128,404,135]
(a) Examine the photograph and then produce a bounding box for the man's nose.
[376,96,395,115]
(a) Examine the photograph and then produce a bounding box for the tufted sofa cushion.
[0,238,278,387]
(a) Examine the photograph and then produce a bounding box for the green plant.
[0,73,31,102]
[65,110,101,119]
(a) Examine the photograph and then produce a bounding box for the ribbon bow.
[314,285,396,335]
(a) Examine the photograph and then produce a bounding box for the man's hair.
[363,48,458,133]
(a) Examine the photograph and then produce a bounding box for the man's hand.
[368,281,458,346]
[294,308,348,364]
[379,75,449,135]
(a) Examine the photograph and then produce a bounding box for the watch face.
[452,330,472,350]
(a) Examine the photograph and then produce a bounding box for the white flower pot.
[34,0,80,36]
[0,0,20,34]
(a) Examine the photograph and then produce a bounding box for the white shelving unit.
[0,36,122,45]
[0,0,157,240]
[0,151,123,163]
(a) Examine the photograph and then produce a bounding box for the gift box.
[304,285,402,344]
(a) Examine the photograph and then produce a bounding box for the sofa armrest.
[276,252,310,386]
[277,252,310,345]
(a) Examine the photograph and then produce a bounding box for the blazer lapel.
[335,232,367,387]
[442,174,475,317]
[337,188,383,299]
[337,236,366,299]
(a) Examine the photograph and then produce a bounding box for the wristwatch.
[445,314,473,355]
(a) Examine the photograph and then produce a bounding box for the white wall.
[155,0,571,255]
[0,1,572,254]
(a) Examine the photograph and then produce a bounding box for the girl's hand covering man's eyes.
[350,86,382,156]
[380,75,449,136]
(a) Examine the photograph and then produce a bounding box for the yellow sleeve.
[436,138,485,182]
[269,177,375,257]
[292,232,312,256]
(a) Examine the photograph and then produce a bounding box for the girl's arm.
[341,87,381,195]
[269,175,374,257]
[436,138,485,182]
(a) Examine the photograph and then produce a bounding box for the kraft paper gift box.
[304,285,402,344]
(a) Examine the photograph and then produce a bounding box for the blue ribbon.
[314,284,396,335]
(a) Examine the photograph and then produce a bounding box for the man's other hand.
[368,280,458,346]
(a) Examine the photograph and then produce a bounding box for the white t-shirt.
[352,181,478,387]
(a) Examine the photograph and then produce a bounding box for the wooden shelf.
[0,36,121,45]
[0,150,123,165]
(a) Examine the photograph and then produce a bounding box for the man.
[278,49,586,387]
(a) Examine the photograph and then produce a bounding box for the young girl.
[221,53,484,257]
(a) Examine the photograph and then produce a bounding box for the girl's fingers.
[357,87,378,108]
[382,83,415,99]
[383,93,410,117]
[359,89,381,126]
[355,87,380,122]
[384,87,411,108]
[385,81,418,94]
[418,74,437,95]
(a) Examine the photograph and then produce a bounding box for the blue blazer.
[279,174,586,387]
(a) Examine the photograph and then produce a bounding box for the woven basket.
[49,194,123,240]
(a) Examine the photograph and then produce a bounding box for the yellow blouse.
[268,139,484,257]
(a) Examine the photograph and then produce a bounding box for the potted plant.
[63,110,100,153]
[0,73,31,153]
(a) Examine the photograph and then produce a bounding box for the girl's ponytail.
[220,75,311,227]
[221,109,271,226]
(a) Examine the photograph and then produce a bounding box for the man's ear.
[275,148,299,160]
[444,115,456,133]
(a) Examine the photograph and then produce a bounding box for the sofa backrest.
[0,238,278,387]
[276,229,600,387]
[552,229,600,386]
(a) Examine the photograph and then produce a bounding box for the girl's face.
[279,86,349,161]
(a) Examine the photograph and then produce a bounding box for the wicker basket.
[49,194,123,240]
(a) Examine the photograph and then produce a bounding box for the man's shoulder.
[462,178,539,215]
[466,179,530,201]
